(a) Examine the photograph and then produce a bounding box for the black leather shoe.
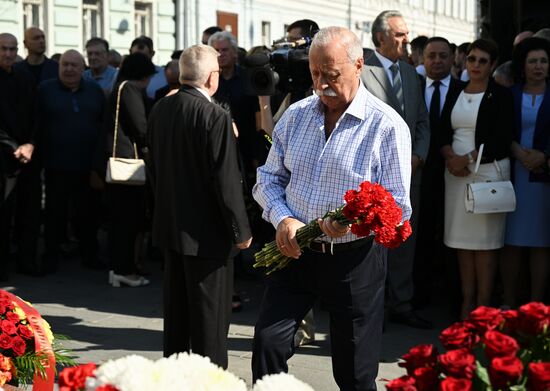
[390,311,433,329]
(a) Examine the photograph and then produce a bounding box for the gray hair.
[311,26,363,64]
[534,28,550,42]
[179,44,219,86]
[207,31,238,54]
[371,10,403,47]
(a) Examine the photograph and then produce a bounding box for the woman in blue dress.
[503,37,550,307]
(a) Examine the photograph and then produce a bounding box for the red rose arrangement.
[254,181,412,273]
[0,289,76,389]
[386,302,550,391]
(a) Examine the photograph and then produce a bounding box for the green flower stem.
[253,206,351,274]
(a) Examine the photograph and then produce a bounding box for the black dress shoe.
[390,310,433,329]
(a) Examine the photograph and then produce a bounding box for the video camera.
[241,38,313,96]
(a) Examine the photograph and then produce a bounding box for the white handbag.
[105,81,146,186]
[464,144,516,214]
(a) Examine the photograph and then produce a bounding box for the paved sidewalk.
[1,257,452,390]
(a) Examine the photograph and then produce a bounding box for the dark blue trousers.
[252,241,386,391]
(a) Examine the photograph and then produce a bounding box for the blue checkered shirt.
[253,82,412,243]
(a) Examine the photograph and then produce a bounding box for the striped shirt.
[253,81,412,243]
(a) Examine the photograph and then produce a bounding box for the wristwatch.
[467,152,474,164]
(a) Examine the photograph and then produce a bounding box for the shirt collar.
[426,74,451,88]
[345,81,367,121]
[374,50,398,71]
[194,87,212,102]
[313,80,367,121]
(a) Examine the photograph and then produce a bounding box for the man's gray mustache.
[315,88,338,97]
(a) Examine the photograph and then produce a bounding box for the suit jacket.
[421,76,467,172]
[512,83,550,182]
[147,85,251,259]
[361,52,430,163]
[438,78,514,162]
[14,57,58,85]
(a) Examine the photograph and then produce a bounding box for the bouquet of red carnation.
[385,302,550,391]
[254,181,412,273]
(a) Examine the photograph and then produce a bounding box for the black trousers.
[107,184,146,275]
[0,162,41,269]
[163,250,233,369]
[44,170,99,264]
[252,242,386,391]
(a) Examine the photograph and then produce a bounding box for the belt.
[308,237,373,254]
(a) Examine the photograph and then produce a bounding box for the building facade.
[0,0,476,65]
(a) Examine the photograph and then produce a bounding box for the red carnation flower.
[17,324,33,340]
[0,320,17,335]
[386,375,417,391]
[412,367,438,391]
[437,348,476,379]
[399,344,437,375]
[439,377,472,391]
[467,306,504,333]
[517,302,549,336]
[528,362,550,391]
[0,334,12,350]
[439,322,479,350]
[483,330,519,360]
[59,363,97,391]
[10,335,27,356]
[489,356,523,390]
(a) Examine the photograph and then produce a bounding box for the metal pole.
[175,0,184,49]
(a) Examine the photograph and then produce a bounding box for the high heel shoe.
[110,272,150,288]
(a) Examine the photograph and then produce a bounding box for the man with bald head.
[14,27,58,84]
[0,32,41,279]
[35,49,105,273]
[252,26,411,390]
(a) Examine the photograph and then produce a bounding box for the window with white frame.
[261,21,271,47]
[23,0,44,30]
[83,0,103,47]
[135,1,153,38]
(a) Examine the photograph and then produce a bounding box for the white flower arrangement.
[252,373,315,391]
[84,353,246,391]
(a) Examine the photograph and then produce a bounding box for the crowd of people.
[1,9,550,390]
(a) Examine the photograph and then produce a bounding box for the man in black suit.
[147,44,252,369]
[414,37,465,311]
[361,10,431,329]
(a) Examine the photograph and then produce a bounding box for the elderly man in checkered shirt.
[251,26,412,390]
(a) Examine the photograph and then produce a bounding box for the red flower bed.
[386,302,550,391]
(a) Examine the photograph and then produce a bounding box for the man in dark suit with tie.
[361,10,432,329]
[147,44,252,368]
[414,37,466,311]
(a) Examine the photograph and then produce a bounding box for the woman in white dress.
[438,39,515,319]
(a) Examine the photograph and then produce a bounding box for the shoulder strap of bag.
[112,80,129,159]
[473,143,484,180]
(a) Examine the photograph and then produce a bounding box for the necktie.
[429,80,441,129]
[390,63,404,113]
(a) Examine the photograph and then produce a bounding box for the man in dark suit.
[147,44,252,369]
[414,36,466,312]
[361,10,432,329]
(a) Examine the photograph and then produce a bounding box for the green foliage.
[474,360,492,391]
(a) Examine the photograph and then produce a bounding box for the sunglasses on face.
[466,55,490,65]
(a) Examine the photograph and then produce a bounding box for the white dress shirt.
[424,74,451,115]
